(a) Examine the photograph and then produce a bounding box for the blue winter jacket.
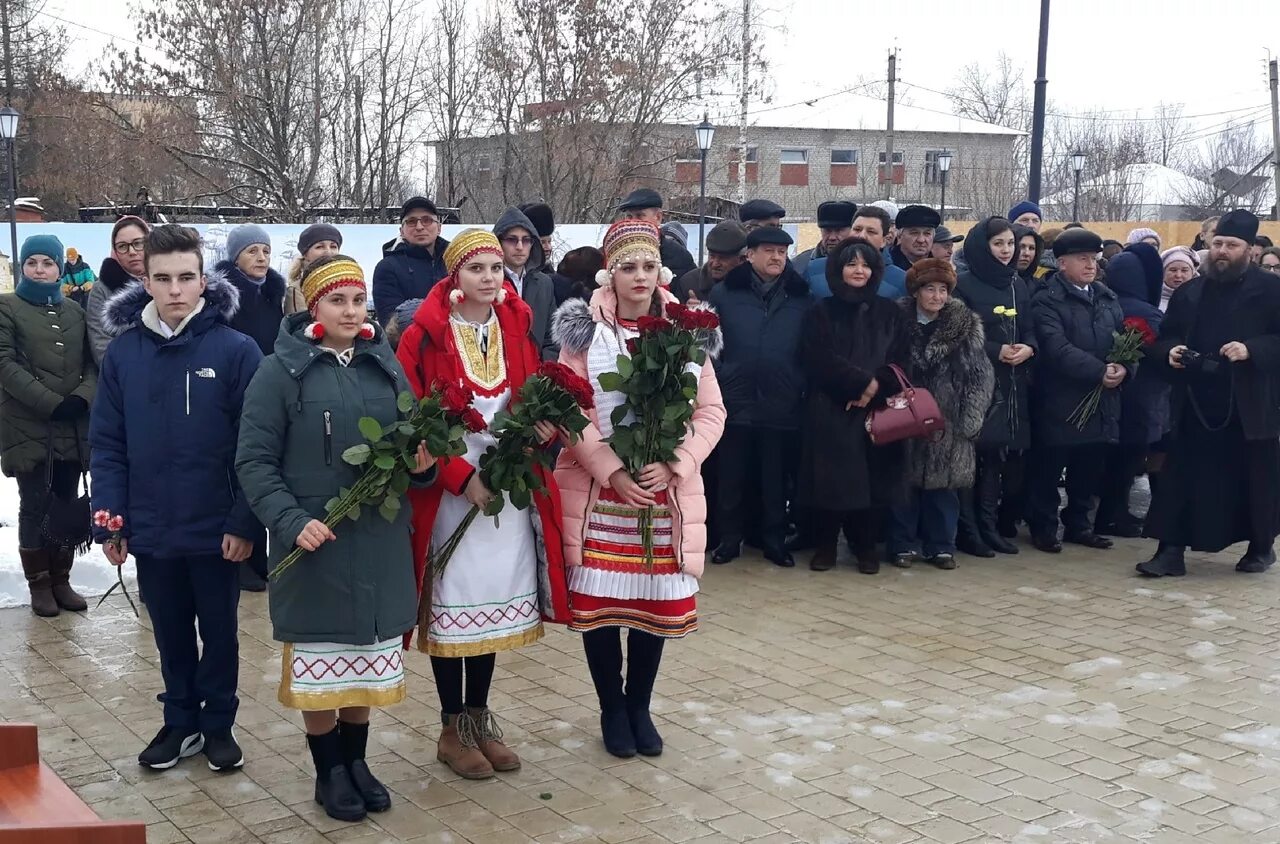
[803,253,907,300]
[371,235,450,326]
[1105,252,1169,445]
[89,273,264,558]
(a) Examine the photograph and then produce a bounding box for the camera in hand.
[1178,348,1218,374]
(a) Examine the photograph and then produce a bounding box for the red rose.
[636,315,672,335]
[536,362,595,409]
[461,408,487,433]
[625,337,639,355]
[1123,316,1156,346]
[665,302,688,321]
[433,377,473,414]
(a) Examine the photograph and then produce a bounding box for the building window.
[877,151,905,185]
[830,149,859,187]
[728,145,759,185]
[923,150,946,185]
[780,148,809,187]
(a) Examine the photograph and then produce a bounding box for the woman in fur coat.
[551,220,725,760]
[889,259,995,569]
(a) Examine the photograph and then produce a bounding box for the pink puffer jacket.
[551,287,725,578]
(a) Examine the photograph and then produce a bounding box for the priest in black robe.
[1140,209,1280,576]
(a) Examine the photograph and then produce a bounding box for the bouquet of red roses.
[1066,317,1151,431]
[598,302,719,564]
[430,362,594,577]
[93,509,137,617]
[270,381,480,580]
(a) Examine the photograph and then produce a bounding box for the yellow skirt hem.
[420,623,544,657]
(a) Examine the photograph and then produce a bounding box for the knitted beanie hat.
[301,257,365,312]
[1161,245,1199,270]
[20,234,65,274]
[298,223,342,255]
[1126,227,1161,248]
[226,224,271,263]
[1008,200,1042,222]
[905,257,957,294]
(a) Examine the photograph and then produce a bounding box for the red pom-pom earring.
[304,322,325,341]
[358,323,375,340]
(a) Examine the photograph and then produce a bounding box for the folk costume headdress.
[595,220,672,288]
[300,256,375,341]
[443,228,506,306]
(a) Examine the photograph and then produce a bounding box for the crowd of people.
[0,187,1276,824]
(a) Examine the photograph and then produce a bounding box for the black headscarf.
[961,216,1018,290]
[826,237,885,305]
[1012,224,1044,282]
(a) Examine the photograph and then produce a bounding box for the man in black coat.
[889,205,940,271]
[1139,210,1280,577]
[707,226,812,568]
[372,196,450,325]
[615,188,696,279]
[1027,228,1130,554]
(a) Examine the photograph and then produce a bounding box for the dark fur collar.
[101,268,240,334]
[97,257,138,293]
[722,261,809,297]
[214,260,286,302]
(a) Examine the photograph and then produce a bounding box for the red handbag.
[864,364,946,445]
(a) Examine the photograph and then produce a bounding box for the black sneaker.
[203,728,245,771]
[139,726,203,769]
[929,553,958,570]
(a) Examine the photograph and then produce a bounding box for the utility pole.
[1028,0,1050,201]
[1269,58,1279,221]
[736,0,750,206]
[883,48,896,201]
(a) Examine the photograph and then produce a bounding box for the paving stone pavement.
[3,536,1279,843]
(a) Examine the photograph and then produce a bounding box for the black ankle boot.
[583,631,636,757]
[1136,543,1186,578]
[1237,542,1276,573]
[957,489,995,557]
[975,457,1018,554]
[339,721,390,812]
[308,728,366,822]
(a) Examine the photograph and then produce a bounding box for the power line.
[31,8,155,53]
[902,79,1268,124]
[703,79,887,125]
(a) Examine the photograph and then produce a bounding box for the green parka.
[236,312,427,646]
[0,292,96,476]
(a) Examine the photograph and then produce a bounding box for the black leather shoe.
[855,552,880,574]
[711,543,740,565]
[1031,534,1063,554]
[346,760,391,812]
[1237,544,1276,574]
[1137,544,1186,577]
[315,765,367,822]
[1095,519,1143,539]
[764,549,796,568]
[956,533,995,558]
[982,531,1019,555]
[1063,530,1114,550]
[809,548,837,571]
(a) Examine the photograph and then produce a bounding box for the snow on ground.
[0,475,134,608]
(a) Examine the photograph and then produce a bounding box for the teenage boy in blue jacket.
[90,225,263,772]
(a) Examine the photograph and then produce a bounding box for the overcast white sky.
[39,0,1280,135]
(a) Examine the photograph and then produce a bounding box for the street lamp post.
[0,107,18,282]
[695,114,715,265]
[1071,149,1086,223]
[937,149,952,221]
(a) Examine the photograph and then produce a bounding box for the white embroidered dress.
[426,312,544,657]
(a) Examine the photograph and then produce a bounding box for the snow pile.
[0,475,133,608]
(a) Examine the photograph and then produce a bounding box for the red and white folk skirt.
[568,488,698,638]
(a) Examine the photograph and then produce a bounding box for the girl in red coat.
[396,229,564,781]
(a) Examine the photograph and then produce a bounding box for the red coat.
[396,281,569,648]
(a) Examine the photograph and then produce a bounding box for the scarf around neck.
[16,276,63,306]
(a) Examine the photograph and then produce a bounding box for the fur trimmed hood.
[552,285,723,360]
[101,268,240,335]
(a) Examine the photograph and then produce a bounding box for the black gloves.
[50,396,89,421]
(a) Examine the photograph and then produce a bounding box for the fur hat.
[905,257,956,294]
[1052,228,1103,258]
[518,202,555,237]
